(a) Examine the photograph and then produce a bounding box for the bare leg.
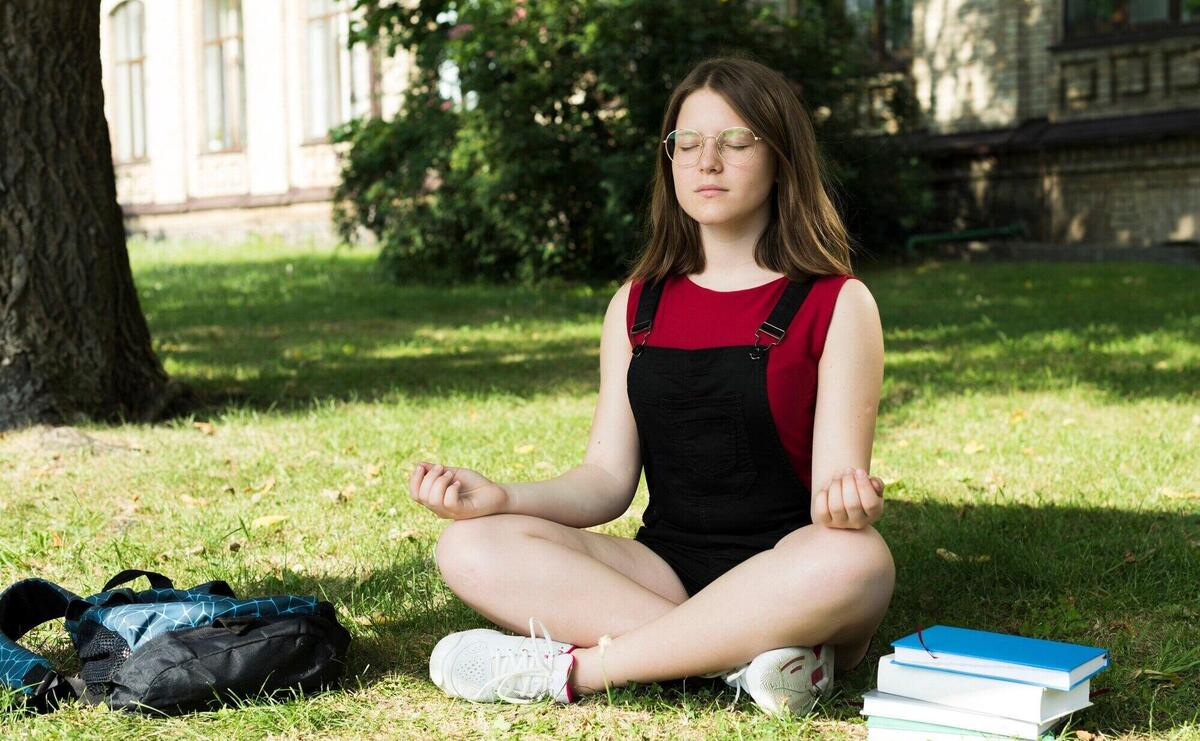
[434,513,688,644]
[567,523,896,695]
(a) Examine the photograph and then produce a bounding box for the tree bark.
[0,1,179,430]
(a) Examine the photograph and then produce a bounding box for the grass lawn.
[1,238,1197,739]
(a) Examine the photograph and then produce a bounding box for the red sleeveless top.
[627,273,857,492]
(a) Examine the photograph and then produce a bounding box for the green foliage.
[334,0,933,283]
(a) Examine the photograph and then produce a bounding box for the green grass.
[1,238,1198,739]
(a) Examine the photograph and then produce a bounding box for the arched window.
[202,0,246,151]
[111,0,147,161]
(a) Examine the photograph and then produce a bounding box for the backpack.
[0,569,352,714]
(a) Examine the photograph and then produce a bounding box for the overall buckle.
[748,321,785,360]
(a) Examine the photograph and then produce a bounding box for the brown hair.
[624,54,856,285]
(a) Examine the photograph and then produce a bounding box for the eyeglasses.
[662,127,763,166]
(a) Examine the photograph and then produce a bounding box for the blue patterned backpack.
[0,570,351,714]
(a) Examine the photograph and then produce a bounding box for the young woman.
[409,55,895,716]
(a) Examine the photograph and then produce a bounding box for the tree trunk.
[0,1,180,430]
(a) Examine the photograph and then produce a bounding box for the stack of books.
[861,625,1110,740]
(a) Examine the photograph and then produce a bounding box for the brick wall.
[910,0,1200,246]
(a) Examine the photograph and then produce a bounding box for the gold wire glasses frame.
[662,127,764,166]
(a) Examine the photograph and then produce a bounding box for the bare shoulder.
[603,280,635,346]
[828,277,882,340]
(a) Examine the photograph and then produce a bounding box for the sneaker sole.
[429,628,500,697]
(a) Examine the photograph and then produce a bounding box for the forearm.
[499,463,631,528]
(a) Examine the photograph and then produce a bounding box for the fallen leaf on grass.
[251,515,288,530]
[187,544,205,556]
[1074,731,1095,741]
[1131,668,1182,685]
[228,542,242,552]
[193,421,216,436]
[364,464,382,478]
[896,439,909,448]
[937,548,990,563]
[321,485,357,503]
[180,494,208,508]
[514,444,535,454]
[1061,418,1076,426]
[1162,490,1200,499]
[1009,409,1027,425]
[388,528,419,541]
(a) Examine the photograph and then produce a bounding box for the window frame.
[1061,0,1200,44]
[302,0,382,144]
[200,0,247,153]
[110,0,148,163]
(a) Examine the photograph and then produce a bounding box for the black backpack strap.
[0,579,88,711]
[101,570,175,592]
[186,580,237,598]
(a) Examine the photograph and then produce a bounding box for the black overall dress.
[627,274,819,597]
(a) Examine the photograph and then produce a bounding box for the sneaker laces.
[681,662,750,708]
[722,663,751,709]
[472,617,567,703]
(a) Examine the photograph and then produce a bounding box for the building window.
[202,0,245,151]
[1064,0,1199,39]
[845,0,914,63]
[305,0,378,140]
[111,0,146,161]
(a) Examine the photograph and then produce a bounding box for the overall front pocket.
[642,394,758,500]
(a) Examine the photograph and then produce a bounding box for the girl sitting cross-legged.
[408,54,895,717]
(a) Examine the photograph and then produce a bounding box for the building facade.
[898,0,1199,247]
[102,1,1197,247]
[100,0,413,243]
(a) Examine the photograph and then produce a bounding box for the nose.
[698,138,723,174]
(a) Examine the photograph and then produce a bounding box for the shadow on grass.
[136,255,1200,417]
[219,499,1200,735]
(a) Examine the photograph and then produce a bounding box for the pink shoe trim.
[564,653,577,703]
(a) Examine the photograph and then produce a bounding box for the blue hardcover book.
[891,625,1109,691]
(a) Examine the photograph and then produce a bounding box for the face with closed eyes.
[669,87,777,231]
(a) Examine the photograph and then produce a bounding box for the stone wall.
[909,0,1200,246]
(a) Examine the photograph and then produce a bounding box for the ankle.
[565,646,607,697]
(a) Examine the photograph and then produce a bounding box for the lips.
[696,186,727,192]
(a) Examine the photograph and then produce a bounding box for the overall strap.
[629,275,668,356]
[750,276,818,360]
[0,579,88,711]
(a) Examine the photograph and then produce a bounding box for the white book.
[877,653,1091,722]
[868,726,1055,741]
[861,691,1072,740]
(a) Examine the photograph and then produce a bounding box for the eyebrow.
[676,126,743,134]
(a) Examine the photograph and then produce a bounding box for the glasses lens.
[718,128,757,164]
[667,129,703,165]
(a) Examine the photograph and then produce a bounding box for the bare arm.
[810,278,886,529]
[499,282,643,528]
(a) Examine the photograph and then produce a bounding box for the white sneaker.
[429,618,578,703]
[723,644,834,716]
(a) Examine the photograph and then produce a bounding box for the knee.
[434,515,514,589]
[777,524,895,604]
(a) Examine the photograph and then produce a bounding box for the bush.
[335,0,932,283]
